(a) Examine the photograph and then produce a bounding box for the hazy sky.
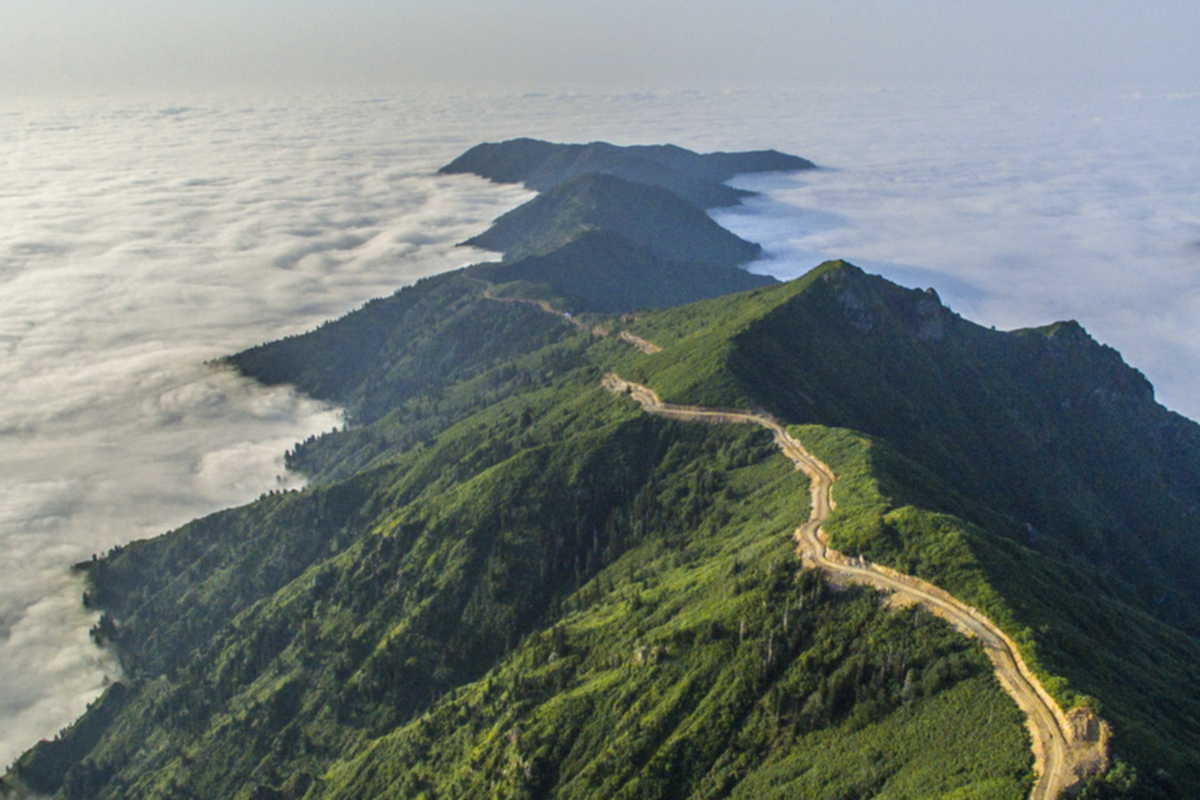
[4,1,1199,94]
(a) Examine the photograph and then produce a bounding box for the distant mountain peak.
[440,137,814,208]
[463,171,762,267]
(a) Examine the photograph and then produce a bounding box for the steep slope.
[227,232,772,429]
[464,173,762,266]
[7,357,1034,800]
[798,425,1198,796]
[626,261,1200,632]
[474,230,776,313]
[615,261,1200,795]
[598,374,1107,800]
[226,269,576,426]
[8,256,1198,800]
[439,137,814,209]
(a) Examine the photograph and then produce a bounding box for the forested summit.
[227,230,773,429]
[445,138,811,267]
[5,141,1197,800]
[463,173,763,266]
[439,137,814,208]
[229,138,789,426]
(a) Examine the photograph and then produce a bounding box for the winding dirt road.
[601,373,1109,800]
[479,285,590,331]
[478,283,661,351]
[477,283,1109,796]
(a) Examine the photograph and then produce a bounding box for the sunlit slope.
[797,425,1200,792]
[9,373,1033,800]
[315,454,1030,800]
[618,261,1200,792]
[10,258,1198,799]
[626,261,1200,632]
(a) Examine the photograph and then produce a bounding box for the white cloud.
[0,93,530,769]
[712,87,1200,416]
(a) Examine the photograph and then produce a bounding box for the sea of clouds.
[711,89,1200,415]
[1,85,1197,768]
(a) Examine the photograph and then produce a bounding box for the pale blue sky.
[4,0,1198,93]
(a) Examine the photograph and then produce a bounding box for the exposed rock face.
[836,287,873,332]
[916,288,946,341]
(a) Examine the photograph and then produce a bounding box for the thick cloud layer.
[0,95,532,768]
[710,88,1200,416]
[2,86,1197,768]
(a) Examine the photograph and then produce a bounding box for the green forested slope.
[7,363,1033,800]
[463,174,762,266]
[7,256,1198,800]
[625,261,1200,635]
[613,261,1200,796]
[796,426,1200,793]
[439,138,814,209]
[228,232,770,428]
[227,269,575,425]
[473,230,775,314]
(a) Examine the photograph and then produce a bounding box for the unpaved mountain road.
[479,285,1111,797]
[479,285,590,331]
[616,331,661,354]
[478,283,661,351]
[601,373,1109,800]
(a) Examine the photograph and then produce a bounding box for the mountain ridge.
[472,229,776,313]
[597,371,1109,800]
[463,172,763,267]
[439,137,815,209]
[4,141,1196,800]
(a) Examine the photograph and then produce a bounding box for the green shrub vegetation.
[8,250,1198,800]
[464,173,761,267]
[7,382,1033,799]
[618,261,1200,796]
[474,230,775,315]
[628,260,1200,631]
[796,426,1200,792]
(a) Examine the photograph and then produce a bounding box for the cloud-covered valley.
[2,85,1198,768]
[0,95,533,768]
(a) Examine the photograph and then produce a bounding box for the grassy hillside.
[625,261,1200,634]
[439,138,814,209]
[6,363,1032,800]
[797,426,1200,793]
[8,258,1197,800]
[464,174,762,267]
[612,261,1200,796]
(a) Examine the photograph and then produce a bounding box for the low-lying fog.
[2,86,1197,768]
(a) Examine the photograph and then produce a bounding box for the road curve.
[477,283,661,350]
[601,373,1109,800]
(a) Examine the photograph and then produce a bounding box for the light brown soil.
[616,331,662,354]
